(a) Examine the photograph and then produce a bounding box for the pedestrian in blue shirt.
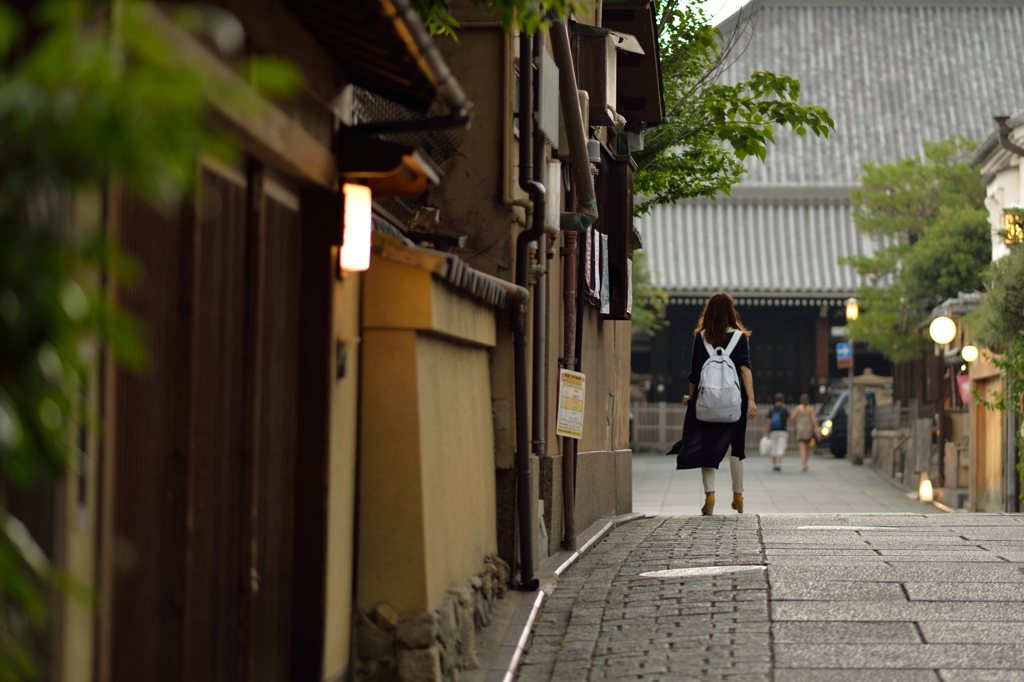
[765,393,789,472]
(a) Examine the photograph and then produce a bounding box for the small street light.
[845,298,858,462]
[929,316,957,345]
[845,297,860,322]
[962,344,979,363]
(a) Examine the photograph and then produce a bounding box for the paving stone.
[775,643,1024,669]
[772,601,1024,622]
[774,671,940,682]
[939,671,1024,682]
[768,563,1024,583]
[919,621,1024,644]
[771,581,906,601]
[905,581,1024,601]
[772,622,921,644]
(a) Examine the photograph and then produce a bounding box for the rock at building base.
[357,610,394,662]
[397,612,439,649]
[373,602,400,631]
[398,647,443,682]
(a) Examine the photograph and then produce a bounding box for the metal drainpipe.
[573,236,586,496]
[531,31,548,462]
[550,19,598,226]
[515,31,543,592]
[560,231,578,550]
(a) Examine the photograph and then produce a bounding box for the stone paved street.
[517,514,1024,682]
[632,452,929,515]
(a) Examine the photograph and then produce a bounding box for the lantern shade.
[961,344,979,363]
[845,297,859,322]
[341,184,372,272]
[929,316,957,345]
[919,477,934,503]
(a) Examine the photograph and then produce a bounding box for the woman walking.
[791,393,819,472]
[668,292,757,515]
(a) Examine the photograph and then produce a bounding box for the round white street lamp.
[961,344,979,363]
[929,316,957,345]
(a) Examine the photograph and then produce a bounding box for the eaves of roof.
[971,112,1024,168]
[636,197,888,296]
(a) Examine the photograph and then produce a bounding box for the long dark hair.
[694,292,751,347]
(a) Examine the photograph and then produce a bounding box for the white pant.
[770,430,788,456]
[701,455,744,494]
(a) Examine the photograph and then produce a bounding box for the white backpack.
[694,330,743,423]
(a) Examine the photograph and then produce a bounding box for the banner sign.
[836,341,852,369]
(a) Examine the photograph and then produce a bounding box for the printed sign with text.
[556,369,586,439]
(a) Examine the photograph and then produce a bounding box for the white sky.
[702,0,753,25]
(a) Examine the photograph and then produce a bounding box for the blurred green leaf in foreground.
[0,1,299,677]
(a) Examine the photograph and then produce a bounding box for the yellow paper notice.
[556,369,586,439]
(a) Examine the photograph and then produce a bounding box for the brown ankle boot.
[732,493,744,513]
[701,493,715,516]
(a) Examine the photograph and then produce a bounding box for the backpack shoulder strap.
[724,330,742,356]
[700,330,715,357]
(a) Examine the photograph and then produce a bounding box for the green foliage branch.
[413,0,580,36]
[631,2,833,215]
[0,1,299,677]
[843,138,991,363]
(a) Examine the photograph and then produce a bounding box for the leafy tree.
[414,0,580,36]
[966,243,1024,353]
[843,138,990,363]
[0,1,297,677]
[632,2,834,214]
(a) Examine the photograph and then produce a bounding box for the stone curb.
[478,512,647,682]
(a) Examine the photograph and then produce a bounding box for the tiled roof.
[642,0,1024,296]
[637,196,885,295]
[717,1,1024,185]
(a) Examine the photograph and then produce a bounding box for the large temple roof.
[639,0,1024,296]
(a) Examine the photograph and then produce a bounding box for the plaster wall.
[358,250,499,614]
[987,165,1020,262]
[417,334,498,611]
[322,271,361,680]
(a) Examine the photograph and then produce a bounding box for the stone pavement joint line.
[516,513,1024,682]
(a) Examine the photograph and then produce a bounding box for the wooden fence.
[630,402,801,454]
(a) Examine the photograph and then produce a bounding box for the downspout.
[531,32,548,462]
[551,18,597,550]
[560,231,578,550]
[995,116,1024,157]
[550,20,598,231]
[515,31,543,592]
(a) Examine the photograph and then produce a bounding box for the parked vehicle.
[816,389,875,457]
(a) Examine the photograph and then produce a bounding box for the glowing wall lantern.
[961,344,979,363]
[341,183,372,273]
[929,316,957,345]
[845,297,859,322]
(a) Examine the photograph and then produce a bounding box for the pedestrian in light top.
[765,393,789,472]
[667,292,757,516]
[790,393,819,473]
